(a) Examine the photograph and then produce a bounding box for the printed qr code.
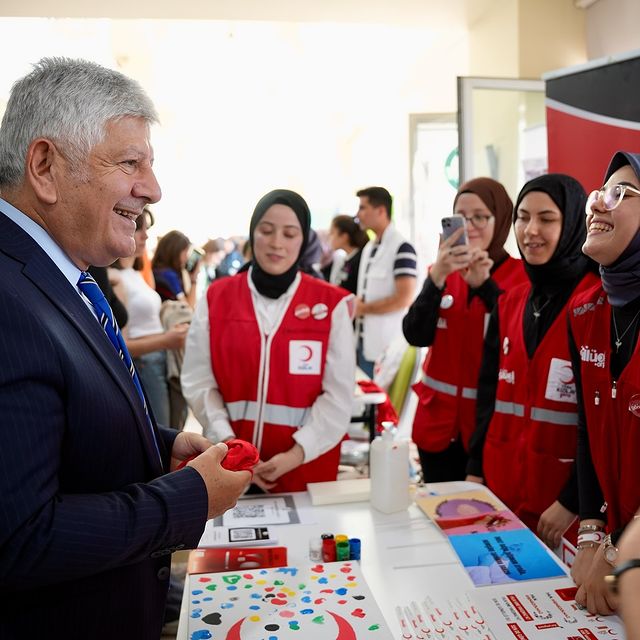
[232,504,266,519]
[230,528,256,541]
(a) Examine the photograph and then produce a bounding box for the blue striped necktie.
[77,271,162,464]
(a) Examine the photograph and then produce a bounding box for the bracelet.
[578,524,605,534]
[577,531,605,545]
[605,558,640,595]
[577,541,600,551]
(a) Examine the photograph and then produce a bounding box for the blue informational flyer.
[449,529,567,587]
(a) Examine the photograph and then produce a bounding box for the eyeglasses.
[586,183,640,213]
[462,214,494,229]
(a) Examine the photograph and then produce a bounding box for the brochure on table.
[187,560,392,640]
[415,489,566,586]
[471,578,625,639]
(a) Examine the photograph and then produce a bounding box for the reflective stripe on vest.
[422,373,457,397]
[530,406,578,426]
[422,373,477,400]
[494,400,526,417]
[226,400,311,428]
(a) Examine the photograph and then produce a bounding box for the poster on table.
[471,578,625,639]
[187,561,392,640]
[415,489,525,536]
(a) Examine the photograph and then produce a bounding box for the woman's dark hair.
[151,229,190,273]
[331,214,368,250]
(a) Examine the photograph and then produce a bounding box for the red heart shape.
[277,593,287,598]
[314,598,325,605]
[340,567,351,573]
[272,598,288,606]
[338,600,347,604]
[243,574,254,579]
[311,565,324,573]
[351,608,366,618]
[320,589,334,593]
[198,577,212,582]
[264,587,275,592]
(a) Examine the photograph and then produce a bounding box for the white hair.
[0,57,159,187]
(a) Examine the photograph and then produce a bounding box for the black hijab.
[514,173,591,289]
[514,174,593,357]
[247,189,311,299]
[599,151,640,307]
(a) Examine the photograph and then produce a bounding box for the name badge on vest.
[289,340,322,375]
[544,357,577,404]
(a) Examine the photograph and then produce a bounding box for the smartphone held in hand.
[441,214,468,247]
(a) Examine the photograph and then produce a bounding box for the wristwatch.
[605,558,640,594]
[603,533,619,566]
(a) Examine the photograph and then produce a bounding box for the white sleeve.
[180,295,235,443]
[293,294,356,462]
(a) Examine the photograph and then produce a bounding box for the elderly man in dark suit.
[0,57,250,639]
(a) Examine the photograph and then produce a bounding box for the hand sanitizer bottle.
[369,422,410,513]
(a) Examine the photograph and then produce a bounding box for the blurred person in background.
[322,214,369,295]
[152,229,198,308]
[111,207,190,427]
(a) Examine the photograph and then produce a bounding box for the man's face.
[357,196,380,231]
[51,116,161,269]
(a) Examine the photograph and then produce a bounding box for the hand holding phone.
[430,215,471,288]
[441,214,469,247]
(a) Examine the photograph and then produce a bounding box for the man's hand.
[170,431,213,471]
[574,544,618,615]
[537,500,576,549]
[253,444,305,486]
[179,438,252,520]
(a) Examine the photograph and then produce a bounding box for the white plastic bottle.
[369,422,410,513]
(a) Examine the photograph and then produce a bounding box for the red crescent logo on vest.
[294,304,311,319]
[312,303,329,320]
[300,345,313,362]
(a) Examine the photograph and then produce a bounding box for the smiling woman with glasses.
[568,150,640,618]
[402,177,526,484]
[586,182,640,213]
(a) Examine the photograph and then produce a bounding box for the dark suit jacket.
[0,212,208,639]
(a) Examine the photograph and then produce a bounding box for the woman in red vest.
[466,174,598,544]
[181,189,355,493]
[568,151,640,616]
[403,178,525,482]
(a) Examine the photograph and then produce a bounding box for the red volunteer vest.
[412,257,525,452]
[484,273,598,530]
[569,284,640,531]
[207,272,349,492]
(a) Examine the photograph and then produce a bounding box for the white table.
[176,481,491,639]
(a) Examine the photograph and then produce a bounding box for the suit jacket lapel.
[0,212,165,475]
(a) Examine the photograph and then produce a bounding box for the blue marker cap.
[349,538,361,560]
